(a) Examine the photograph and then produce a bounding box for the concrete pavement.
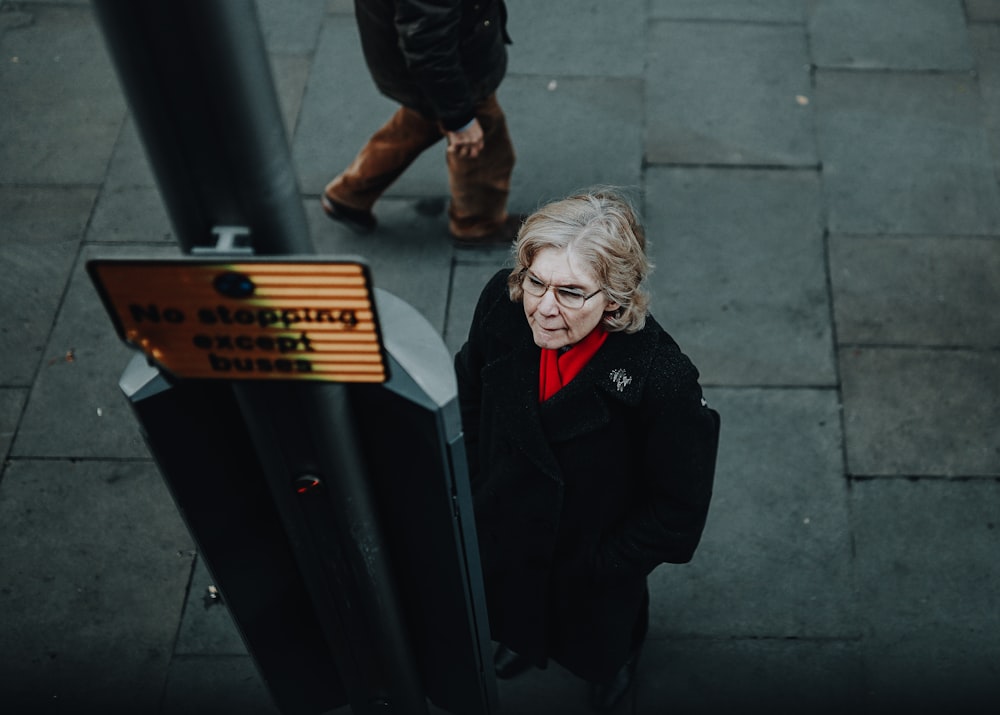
[1,1,998,713]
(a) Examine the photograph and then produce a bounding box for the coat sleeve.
[454,270,510,489]
[594,351,720,578]
[394,0,475,129]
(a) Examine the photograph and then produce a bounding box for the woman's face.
[522,247,619,350]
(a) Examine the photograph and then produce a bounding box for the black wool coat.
[455,270,720,682]
[354,0,510,129]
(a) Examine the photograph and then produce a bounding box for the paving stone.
[645,21,816,166]
[505,0,646,77]
[862,632,999,714]
[329,655,598,715]
[637,637,866,714]
[810,0,972,70]
[174,557,247,656]
[269,53,312,140]
[644,167,834,387]
[815,71,1000,235]
[840,347,1000,476]
[12,244,176,459]
[88,185,176,245]
[967,0,1000,21]
[0,187,94,386]
[504,74,643,212]
[851,478,1000,712]
[255,0,326,56]
[829,235,1000,347]
[491,656,593,715]
[970,25,1000,168]
[650,0,806,22]
[649,387,855,638]
[0,388,26,461]
[0,459,195,714]
[103,117,157,190]
[162,656,280,715]
[0,3,126,184]
[326,0,354,13]
[293,15,409,197]
[310,197,455,334]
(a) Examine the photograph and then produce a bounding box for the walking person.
[322,0,522,246]
[455,189,720,711]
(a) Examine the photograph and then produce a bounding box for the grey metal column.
[91,2,426,713]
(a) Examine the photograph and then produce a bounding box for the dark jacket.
[354,0,510,130]
[455,270,720,682]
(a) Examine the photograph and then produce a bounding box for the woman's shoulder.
[476,267,518,321]
[623,315,702,393]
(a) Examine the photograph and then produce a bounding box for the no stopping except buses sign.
[87,259,388,383]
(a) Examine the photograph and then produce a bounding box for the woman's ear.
[603,299,621,314]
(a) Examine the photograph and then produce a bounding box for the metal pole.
[91,2,426,713]
[91,0,310,254]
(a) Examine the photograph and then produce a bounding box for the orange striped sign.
[87,259,387,383]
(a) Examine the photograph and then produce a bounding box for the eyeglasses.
[521,272,603,310]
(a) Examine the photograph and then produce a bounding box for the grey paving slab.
[0,187,94,385]
[88,184,176,244]
[636,637,866,715]
[861,632,999,714]
[175,557,247,656]
[645,21,816,166]
[103,117,156,190]
[810,0,973,70]
[0,3,126,184]
[89,119,174,243]
[12,244,176,459]
[310,197,455,334]
[334,658,602,715]
[815,71,1000,236]
[644,168,834,387]
[504,75,643,212]
[0,458,195,714]
[162,656,280,715]
[967,0,1000,21]
[970,25,1000,169]
[651,0,807,22]
[649,387,855,638]
[0,388,26,461]
[840,347,1000,477]
[255,0,326,56]
[270,53,313,141]
[493,657,596,715]
[829,235,1000,348]
[293,15,408,197]
[852,478,1000,712]
[505,0,646,78]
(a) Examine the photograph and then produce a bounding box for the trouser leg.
[447,93,516,237]
[324,105,442,211]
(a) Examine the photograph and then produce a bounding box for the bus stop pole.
[90,2,427,712]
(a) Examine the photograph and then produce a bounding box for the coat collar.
[479,300,660,479]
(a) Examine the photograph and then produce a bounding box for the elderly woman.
[454,189,720,712]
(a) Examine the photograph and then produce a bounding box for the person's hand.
[446,118,484,159]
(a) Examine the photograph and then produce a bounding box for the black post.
[90,0,309,254]
[91,2,427,713]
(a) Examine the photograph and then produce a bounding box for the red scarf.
[538,327,608,401]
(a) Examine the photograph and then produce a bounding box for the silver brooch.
[610,368,632,392]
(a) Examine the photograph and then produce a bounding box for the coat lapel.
[480,315,565,484]
[540,328,656,442]
[480,306,661,478]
